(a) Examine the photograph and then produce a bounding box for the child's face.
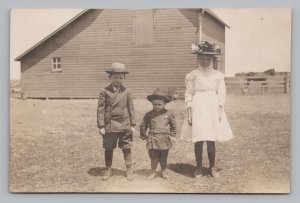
[197,55,214,69]
[109,73,125,87]
[151,100,166,112]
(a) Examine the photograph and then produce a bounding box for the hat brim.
[147,95,172,103]
[105,70,129,74]
[191,52,222,55]
[106,63,129,73]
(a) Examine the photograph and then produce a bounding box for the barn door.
[133,10,155,46]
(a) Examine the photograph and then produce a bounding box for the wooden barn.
[15,9,229,99]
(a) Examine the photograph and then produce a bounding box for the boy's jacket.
[140,109,176,149]
[97,84,136,133]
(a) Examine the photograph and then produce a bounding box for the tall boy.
[97,63,136,181]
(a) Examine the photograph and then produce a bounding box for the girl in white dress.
[183,41,233,178]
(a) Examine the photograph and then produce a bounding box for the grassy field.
[9,95,290,193]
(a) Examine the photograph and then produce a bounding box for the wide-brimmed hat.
[191,40,222,55]
[105,62,129,74]
[147,88,172,103]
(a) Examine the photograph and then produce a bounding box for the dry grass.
[9,95,290,193]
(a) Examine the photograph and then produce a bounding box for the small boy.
[97,62,136,181]
[140,88,176,179]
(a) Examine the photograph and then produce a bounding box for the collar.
[151,108,167,115]
[105,84,126,93]
[198,66,213,72]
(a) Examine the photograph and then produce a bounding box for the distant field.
[10,95,290,193]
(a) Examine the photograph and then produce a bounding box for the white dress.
[181,67,233,143]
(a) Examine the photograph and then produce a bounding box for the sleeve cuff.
[186,101,192,108]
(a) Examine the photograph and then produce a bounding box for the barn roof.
[15,8,229,61]
[202,9,230,28]
[15,9,89,61]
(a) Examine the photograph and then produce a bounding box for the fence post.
[285,72,290,94]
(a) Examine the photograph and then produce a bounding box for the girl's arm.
[184,72,194,108]
[217,73,226,108]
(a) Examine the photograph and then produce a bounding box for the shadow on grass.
[134,168,152,176]
[168,163,195,178]
[168,163,221,178]
[88,167,125,177]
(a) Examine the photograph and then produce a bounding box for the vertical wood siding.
[20,9,224,99]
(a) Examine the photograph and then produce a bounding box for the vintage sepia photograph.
[10,8,291,193]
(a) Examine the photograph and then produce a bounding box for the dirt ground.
[9,94,290,193]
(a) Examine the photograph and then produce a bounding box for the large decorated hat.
[191,40,222,55]
[147,88,172,103]
[105,62,129,74]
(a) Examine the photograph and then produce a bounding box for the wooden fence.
[225,73,290,95]
[174,73,290,99]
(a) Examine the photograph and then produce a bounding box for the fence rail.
[225,73,290,94]
[174,73,290,99]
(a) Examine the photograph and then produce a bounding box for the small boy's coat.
[140,108,176,149]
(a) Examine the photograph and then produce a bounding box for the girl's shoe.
[148,170,156,180]
[194,168,202,178]
[209,167,220,178]
[161,169,168,179]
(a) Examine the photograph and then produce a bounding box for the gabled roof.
[15,8,229,61]
[15,9,88,61]
[203,9,231,28]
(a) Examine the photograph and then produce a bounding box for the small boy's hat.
[147,88,172,103]
[191,40,222,55]
[105,63,129,74]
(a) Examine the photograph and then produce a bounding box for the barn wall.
[201,12,226,73]
[20,9,224,98]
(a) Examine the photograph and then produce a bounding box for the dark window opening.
[52,57,62,72]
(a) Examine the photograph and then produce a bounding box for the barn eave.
[14,9,89,61]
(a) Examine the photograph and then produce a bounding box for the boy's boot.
[126,164,134,181]
[102,149,113,181]
[123,148,134,181]
[102,167,112,181]
[160,150,169,179]
[148,170,156,179]
[161,169,168,179]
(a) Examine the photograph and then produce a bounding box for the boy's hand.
[170,137,176,144]
[131,126,136,133]
[99,128,105,135]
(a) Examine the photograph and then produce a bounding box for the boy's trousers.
[148,149,169,171]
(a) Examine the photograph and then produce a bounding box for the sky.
[10,8,291,79]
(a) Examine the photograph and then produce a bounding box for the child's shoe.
[161,169,168,179]
[148,170,156,180]
[126,165,134,181]
[102,167,112,181]
[209,167,219,178]
[193,168,202,178]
